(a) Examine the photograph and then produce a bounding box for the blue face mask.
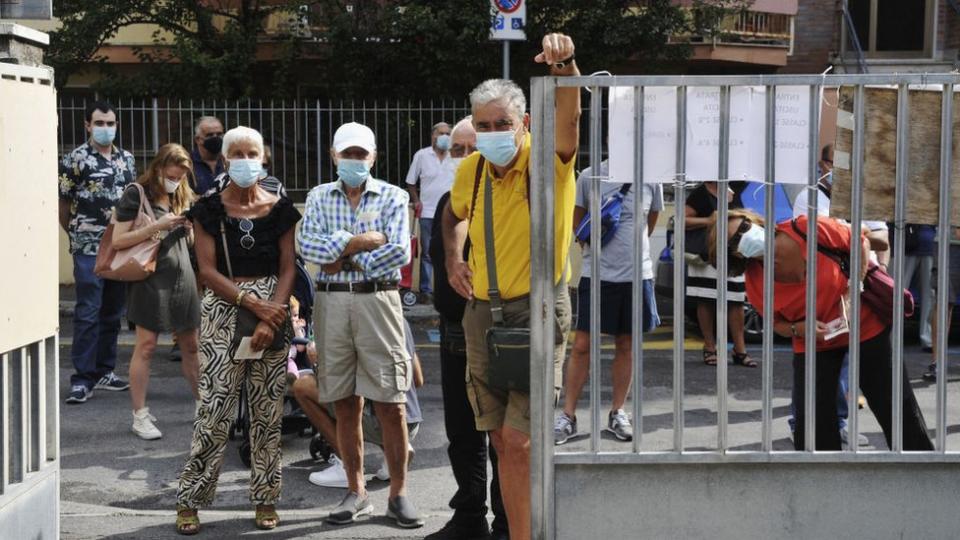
[737,224,766,258]
[476,129,519,167]
[228,159,263,188]
[91,126,116,146]
[337,158,371,188]
[435,134,451,151]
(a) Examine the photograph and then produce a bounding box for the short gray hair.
[469,79,526,120]
[431,122,450,135]
[195,116,223,137]
[222,126,264,157]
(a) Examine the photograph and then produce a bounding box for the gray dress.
[115,185,200,333]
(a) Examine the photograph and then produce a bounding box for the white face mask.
[164,178,181,194]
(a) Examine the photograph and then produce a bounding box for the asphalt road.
[57,295,960,539]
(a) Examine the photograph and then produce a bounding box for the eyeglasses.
[239,218,255,250]
[728,219,752,254]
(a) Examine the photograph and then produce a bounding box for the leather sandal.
[732,351,758,368]
[176,506,200,536]
[255,504,279,530]
[702,348,718,366]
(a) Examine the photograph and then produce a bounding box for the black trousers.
[792,328,934,451]
[440,316,508,532]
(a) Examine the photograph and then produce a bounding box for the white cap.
[332,122,376,154]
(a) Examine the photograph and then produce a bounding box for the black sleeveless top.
[188,193,301,278]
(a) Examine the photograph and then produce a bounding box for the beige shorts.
[462,285,571,434]
[313,289,410,404]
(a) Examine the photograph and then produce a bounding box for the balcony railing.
[674,10,794,49]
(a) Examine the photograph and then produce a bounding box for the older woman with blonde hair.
[111,143,200,441]
[175,126,300,535]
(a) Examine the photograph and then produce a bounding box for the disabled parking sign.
[490,0,526,41]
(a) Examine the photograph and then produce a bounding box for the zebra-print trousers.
[177,276,290,508]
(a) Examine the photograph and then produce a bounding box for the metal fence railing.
[529,73,960,539]
[57,97,473,200]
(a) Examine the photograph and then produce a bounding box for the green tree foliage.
[48,0,743,99]
[48,0,304,97]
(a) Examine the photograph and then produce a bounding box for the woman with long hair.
[111,143,201,440]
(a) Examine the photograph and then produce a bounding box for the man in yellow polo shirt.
[440,32,580,540]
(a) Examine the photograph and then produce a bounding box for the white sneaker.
[309,455,348,488]
[131,407,162,440]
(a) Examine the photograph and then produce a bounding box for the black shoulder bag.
[220,219,289,353]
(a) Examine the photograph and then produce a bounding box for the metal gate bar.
[530,73,960,539]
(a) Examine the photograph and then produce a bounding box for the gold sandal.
[176,506,200,536]
[255,504,279,530]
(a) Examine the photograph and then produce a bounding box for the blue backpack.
[575,183,632,246]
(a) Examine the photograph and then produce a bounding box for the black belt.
[316,281,398,293]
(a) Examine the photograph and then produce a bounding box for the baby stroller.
[399,211,420,307]
[229,255,329,467]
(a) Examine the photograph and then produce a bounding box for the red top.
[744,215,887,353]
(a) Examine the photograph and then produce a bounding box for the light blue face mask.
[475,129,519,167]
[337,158,371,188]
[91,126,116,146]
[737,224,766,258]
[435,134,451,151]
[228,158,263,188]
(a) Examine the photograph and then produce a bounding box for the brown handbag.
[94,183,161,281]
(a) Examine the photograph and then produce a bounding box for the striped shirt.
[298,178,411,282]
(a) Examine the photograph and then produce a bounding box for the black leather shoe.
[424,518,490,540]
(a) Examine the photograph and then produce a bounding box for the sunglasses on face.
[728,219,752,256]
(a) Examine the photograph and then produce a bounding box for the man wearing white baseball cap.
[298,121,422,528]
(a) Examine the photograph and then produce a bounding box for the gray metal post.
[891,83,909,453]
[528,76,557,540]
[632,86,645,453]
[762,85,776,452]
[935,84,953,451]
[804,85,821,452]
[716,86,730,452]
[503,41,510,80]
[847,83,866,453]
[589,87,602,452]
[673,87,688,452]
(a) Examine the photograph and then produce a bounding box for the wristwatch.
[790,323,799,337]
[553,54,575,70]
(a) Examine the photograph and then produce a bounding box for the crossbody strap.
[219,219,235,280]
[482,169,506,325]
[790,218,850,277]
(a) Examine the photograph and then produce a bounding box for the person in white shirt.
[405,122,454,302]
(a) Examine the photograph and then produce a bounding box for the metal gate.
[528,73,960,539]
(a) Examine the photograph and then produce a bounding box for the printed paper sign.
[609,84,814,184]
[607,86,678,184]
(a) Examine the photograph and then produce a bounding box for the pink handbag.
[94,183,161,281]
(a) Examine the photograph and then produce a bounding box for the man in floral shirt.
[58,101,136,404]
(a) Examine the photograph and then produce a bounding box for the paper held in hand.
[235,337,265,360]
[823,295,851,342]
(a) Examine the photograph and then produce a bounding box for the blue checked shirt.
[298,178,411,282]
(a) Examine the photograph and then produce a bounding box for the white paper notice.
[728,86,766,181]
[685,87,721,181]
[607,86,678,184]
[610,84,814,185]
[773,85,813,184]
[234,337,265,360]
